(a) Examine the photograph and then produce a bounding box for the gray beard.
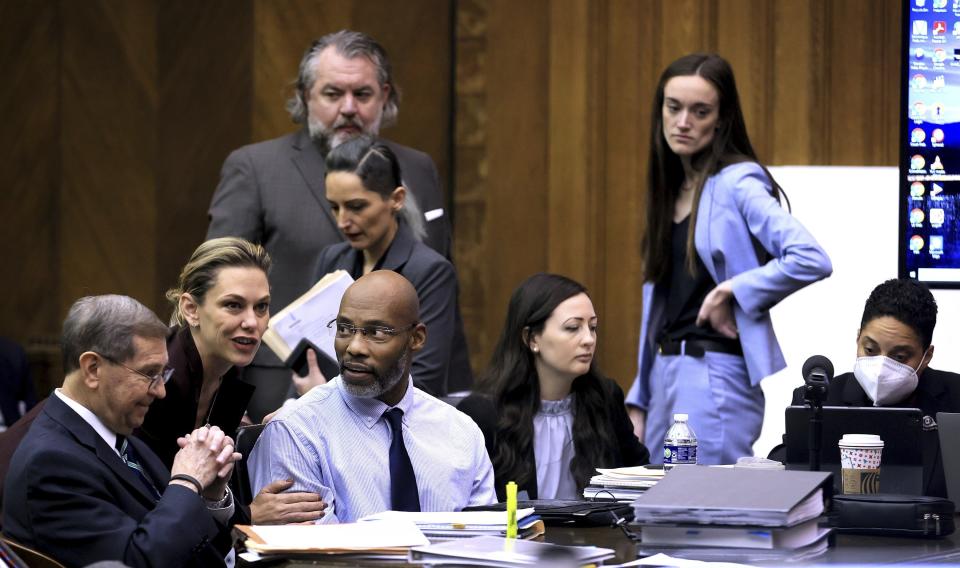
[306,115,379,155]
[339,345,410,399]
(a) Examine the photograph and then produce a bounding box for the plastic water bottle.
[663,413,697,466]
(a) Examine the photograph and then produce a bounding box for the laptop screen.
[784,406,924,495]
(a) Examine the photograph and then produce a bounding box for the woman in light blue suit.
[624,54,832,465]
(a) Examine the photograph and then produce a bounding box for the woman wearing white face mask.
[790,278,960,497]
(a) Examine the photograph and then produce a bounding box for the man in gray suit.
[207,31,460,418]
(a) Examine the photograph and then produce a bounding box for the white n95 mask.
[853,353,924,406]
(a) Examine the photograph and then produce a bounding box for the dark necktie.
[116,436,161,500]
[384,408,420,511]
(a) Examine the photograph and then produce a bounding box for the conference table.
[266,516,960,566]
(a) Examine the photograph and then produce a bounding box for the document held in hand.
[261,270,354,364]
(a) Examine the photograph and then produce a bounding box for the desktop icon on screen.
[912,128,927,144]
[913,73,928,89]
[934,21,947,35]
[930,208,945,225]
[931,128,945,143]
[934,0,947,8]
[931,155,945,170]
[915,20,929,36]
[912,182,926,198]
[916,0,926,7]
[932,102,946,118]
[910,235,925,253]
[911,208,926,225]
[930,235,944,256]
[912,154,927,170]
[913,101,927,120]
[931,182,944,198]
[933,75,946,90]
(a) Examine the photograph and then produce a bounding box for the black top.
[790,368,960,498]
[135,327,255,469]
[658,217,736,347]
[457,377,650,500]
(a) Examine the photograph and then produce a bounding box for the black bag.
[829,494,955,537]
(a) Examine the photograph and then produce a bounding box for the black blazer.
[790,368,960,498]
[208,130,451,368]
[3,394,231,567]
[315,219,473,396]
[458,377,650,500]
[135,326,255,469]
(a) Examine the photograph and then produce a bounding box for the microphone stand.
[803,373,828,472]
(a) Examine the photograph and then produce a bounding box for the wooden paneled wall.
[454,0,901,390]
[3,0,898,395]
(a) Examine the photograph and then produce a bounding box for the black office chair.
[232,423,266,507]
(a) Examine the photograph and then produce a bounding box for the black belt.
[657,339,743,358]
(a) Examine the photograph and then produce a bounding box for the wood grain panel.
[716,0,774,162]
[599,0,655,388]
[0,0,60,342]
[475,0,550,365]
[771,0,824,164]
[547,0,600,283]
[156,1,254,317]
[659,0,716,66]
[60,0,158,312]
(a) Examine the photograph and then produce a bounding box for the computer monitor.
[784,406,924,495]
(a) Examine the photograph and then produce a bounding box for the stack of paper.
[360,509,544,541]
[583,465,667,501]
[408,535,614,566]
[237,519,428,557]
[630,467,833,551]
[261,270,353,362]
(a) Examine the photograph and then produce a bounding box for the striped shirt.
[248,376,496,523]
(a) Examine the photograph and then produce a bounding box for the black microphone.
[802,355,834,405]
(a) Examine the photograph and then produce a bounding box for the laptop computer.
[784,406,924,495]
[936,412,960,504]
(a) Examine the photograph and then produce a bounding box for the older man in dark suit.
[207,30,466,414]
[3,295,241,567]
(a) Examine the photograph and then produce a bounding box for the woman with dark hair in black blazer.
[459,273,650,500]
[304,136,472,396]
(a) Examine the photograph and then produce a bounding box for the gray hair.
[61,295,168,373]
[287,30,400,128]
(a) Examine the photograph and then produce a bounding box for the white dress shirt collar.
[54,388,121,456]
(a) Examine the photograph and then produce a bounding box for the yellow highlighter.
[506,481,518,539]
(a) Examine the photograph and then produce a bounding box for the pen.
[506,481,518,539]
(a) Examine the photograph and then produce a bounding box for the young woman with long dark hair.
[460,273,649,499]
[624,53,832,464]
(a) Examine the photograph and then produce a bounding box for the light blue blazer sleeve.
[626,162,832,402]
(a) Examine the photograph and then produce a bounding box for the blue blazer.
[626,162,832,408]
[315,219,473,396]
[3,394,231,567]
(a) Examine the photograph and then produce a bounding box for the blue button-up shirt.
[248,376,496,522]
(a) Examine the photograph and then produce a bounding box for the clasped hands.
[170,425,239,501]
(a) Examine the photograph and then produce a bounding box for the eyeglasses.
[96,352,174,390]
[326,319,418,344]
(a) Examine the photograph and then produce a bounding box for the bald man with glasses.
[3,295,241,568]
[249,271,494,522]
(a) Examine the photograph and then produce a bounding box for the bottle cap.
[673,413,688,421]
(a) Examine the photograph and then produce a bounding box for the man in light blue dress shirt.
[249,271,495,522]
